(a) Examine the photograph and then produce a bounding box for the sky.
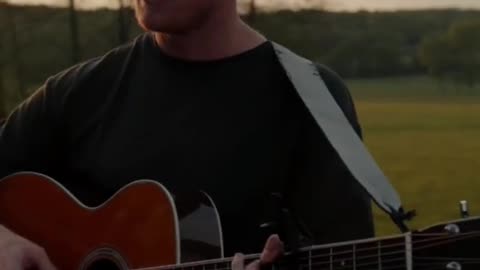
[5,0,480,11]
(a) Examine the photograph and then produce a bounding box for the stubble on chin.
[133,0,218,34]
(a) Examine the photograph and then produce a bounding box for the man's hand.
[232,235,284,270]
[0,225,56,270]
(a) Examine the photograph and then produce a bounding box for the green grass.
[348,76,480,101]
[346,76,480,236]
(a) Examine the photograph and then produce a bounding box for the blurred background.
[0,0,479,236]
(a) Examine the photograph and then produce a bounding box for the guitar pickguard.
[175,191,224,262]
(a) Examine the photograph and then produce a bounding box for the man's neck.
[153,13,266,61]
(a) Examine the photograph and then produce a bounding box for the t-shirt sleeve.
[0,77,67,179]
[286,64,375,245]
[0,42,127,179]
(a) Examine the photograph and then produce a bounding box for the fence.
[0,0,144,117]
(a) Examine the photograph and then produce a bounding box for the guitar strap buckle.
[391,208,417,233]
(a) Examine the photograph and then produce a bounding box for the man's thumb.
[260,234,284,263]
[29,248,57,270]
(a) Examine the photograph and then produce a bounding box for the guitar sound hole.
[87,258,121,270]
[81,248,129,270]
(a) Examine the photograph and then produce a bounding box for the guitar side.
[0,172,223,270]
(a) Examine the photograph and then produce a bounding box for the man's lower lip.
[144,0,163,6]
[144,0,159,7]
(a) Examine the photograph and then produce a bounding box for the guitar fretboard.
[139,234,411,270]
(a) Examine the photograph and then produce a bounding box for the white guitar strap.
[272,42,414,232]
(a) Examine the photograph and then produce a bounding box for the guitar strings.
[133,232,480,270]
[412,261,480,270]
[303,256,406,269]
[411,232,480,251]
[298,232,480,268]
[141,252,480,270]
[138,255,478,270]
[297,231,480,262]
[176,258,480,270]
[282,232,480,269]
[302,256,480,269]
[300,232,479,260]
[415,256,480,262]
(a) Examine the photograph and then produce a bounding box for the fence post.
[0,45,6,119]
[247,0,256,22]
[0,1,5,118]
[118,0,129,43]
[68,0,81,63]
[4,3,24,102]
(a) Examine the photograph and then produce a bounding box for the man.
[0,0,374,269]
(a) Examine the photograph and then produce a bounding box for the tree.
[325,30,405,78]
[419,19,480,87]
[448,20,480,87]
[418,35,454,81]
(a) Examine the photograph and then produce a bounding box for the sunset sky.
[5,0,480,11]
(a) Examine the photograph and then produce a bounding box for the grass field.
[347,76,480,236]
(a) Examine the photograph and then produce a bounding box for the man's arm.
[0,78,68,270]
[0,52,108,179]
[0,78,65,179]
[286,65,375,245]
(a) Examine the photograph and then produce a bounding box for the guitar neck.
[139,234,411,270]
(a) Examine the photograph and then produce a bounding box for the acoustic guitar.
[0,172,478,270]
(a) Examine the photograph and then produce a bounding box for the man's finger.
[2,260,22,270]
[232,253,245,270]
[30,248,57,270]
[246,259,261,270]
[36,257,57,270]
[260,234,284,264]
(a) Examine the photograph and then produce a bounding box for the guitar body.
[0,172,223,270]
[1,172,480,270]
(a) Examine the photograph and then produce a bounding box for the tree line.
[418,19,480,88]
[0,3,479,116]
[249,9,480,82]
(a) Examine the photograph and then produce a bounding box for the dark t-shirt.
[0,33,373,255]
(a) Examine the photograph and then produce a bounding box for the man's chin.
[138,17,189,34]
